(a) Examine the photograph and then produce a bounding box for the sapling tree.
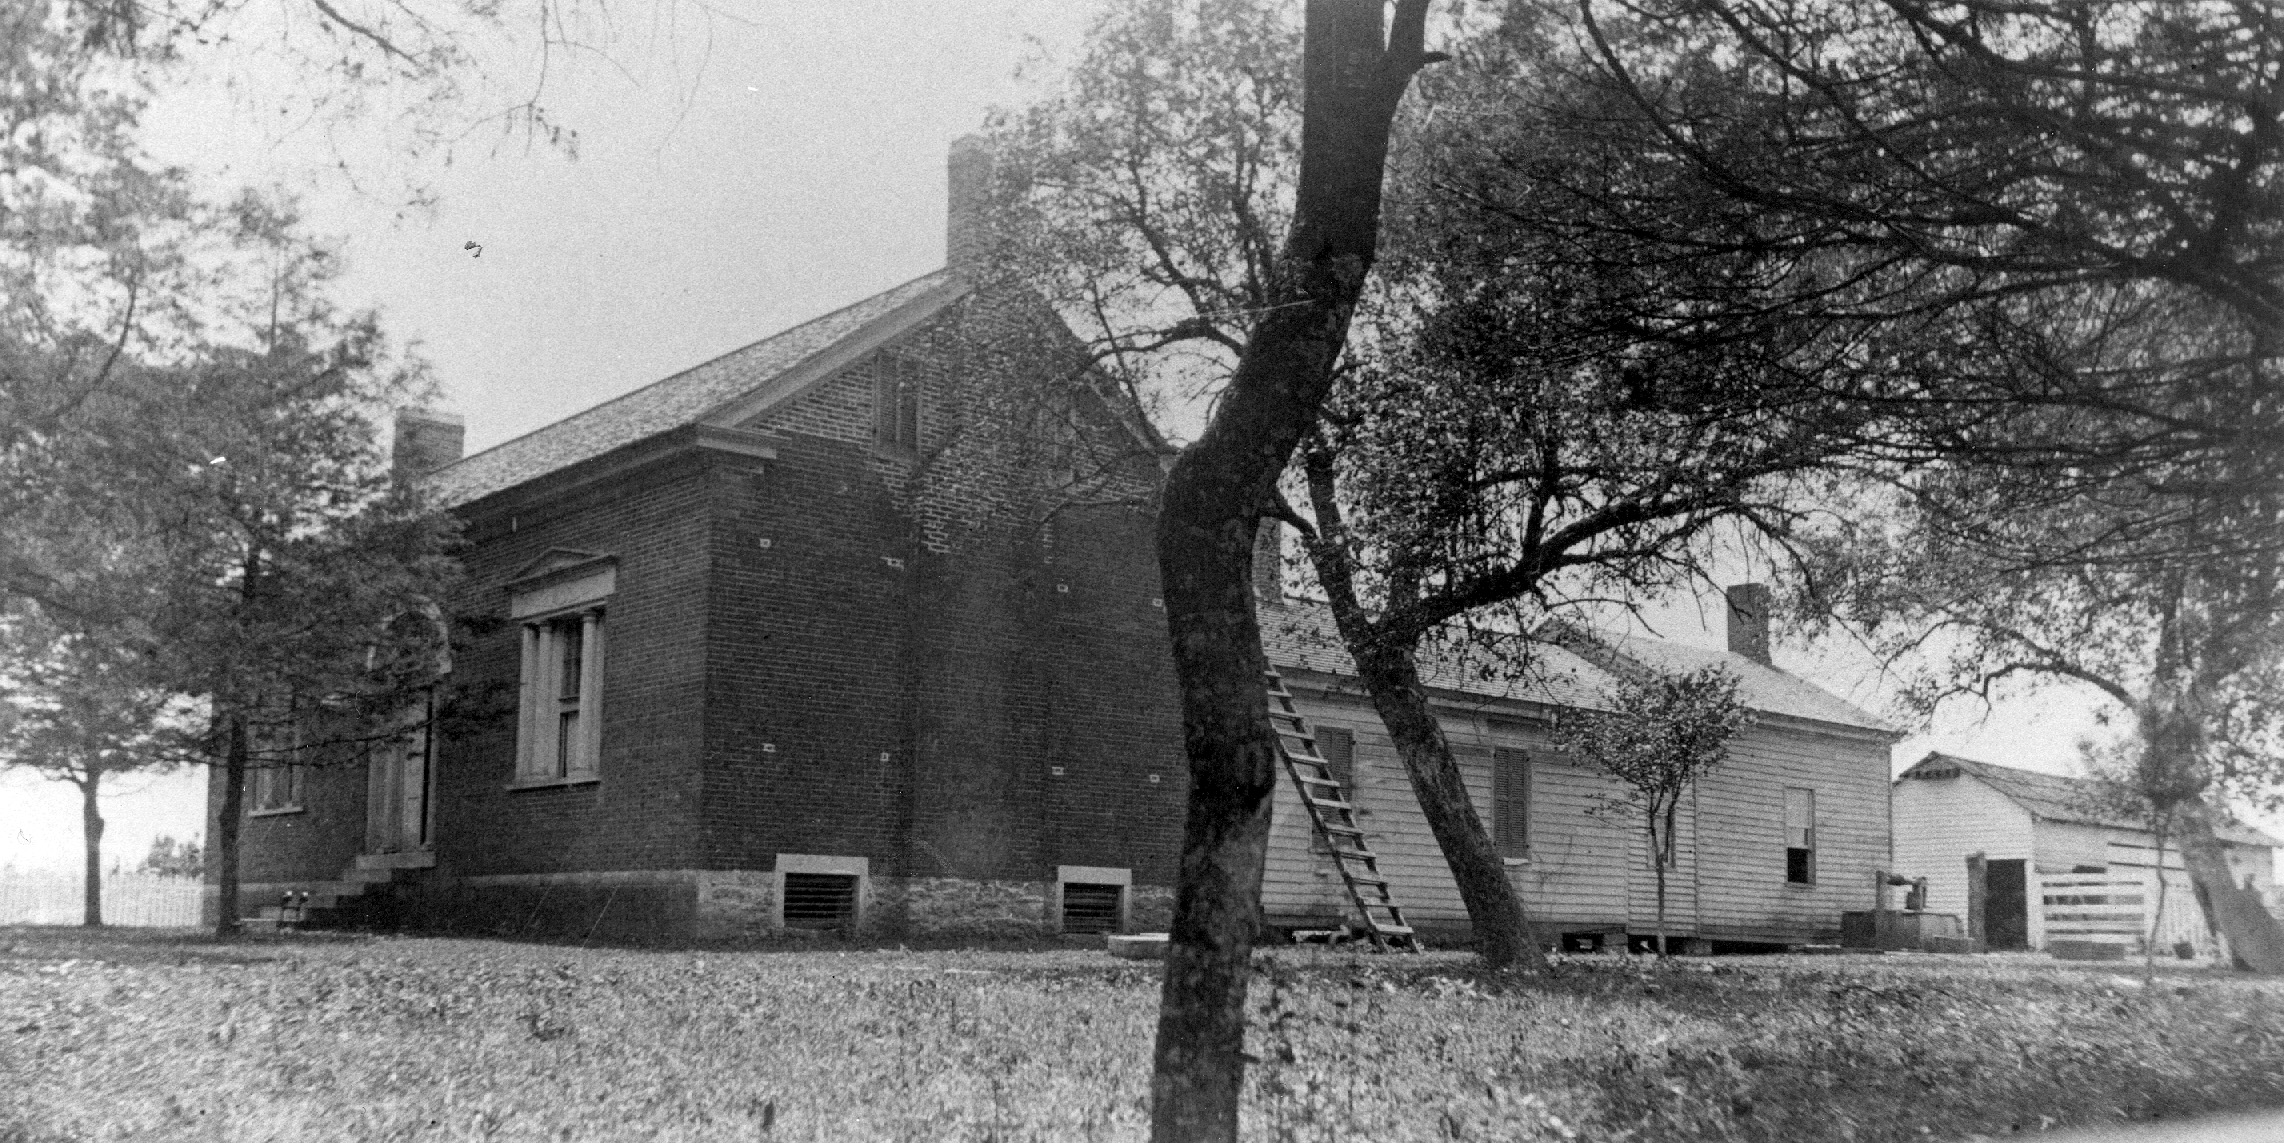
[1556,663,1753,956]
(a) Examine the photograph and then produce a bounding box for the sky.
[0,0,2208,874]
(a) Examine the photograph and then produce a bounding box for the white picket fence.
[0,870,202,927]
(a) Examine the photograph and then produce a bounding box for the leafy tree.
[1121,2,1442,1137]
[1809,475,2284,970]
[4,190,462,935]
[139,834,205,880]
[0,616,186,925]
[991,0,1891,978]
[1555,663,1753,956]
[1581,0,2284,972]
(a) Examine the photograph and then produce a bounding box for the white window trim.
[510,562,613,789]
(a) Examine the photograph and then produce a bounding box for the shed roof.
[1902,752,2282,848]
[424,271,968,508]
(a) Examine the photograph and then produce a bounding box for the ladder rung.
[1302,794,1352,811]
[1293,773,1341,787]
[1367,923,1415,936]
[1318,822,1364,836]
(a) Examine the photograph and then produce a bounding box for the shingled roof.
[1261,600,1894,734]
[424,271,969,508]
[1903,752,2283,847]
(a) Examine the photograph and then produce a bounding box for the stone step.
[1106,933,1169,961]
[345,866,399,884]
[355,850,436,871]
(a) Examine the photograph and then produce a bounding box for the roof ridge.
[433,269,955,478]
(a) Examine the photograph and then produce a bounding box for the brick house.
[211,143,1898,947]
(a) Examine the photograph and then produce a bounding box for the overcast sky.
[1,1,2160,874]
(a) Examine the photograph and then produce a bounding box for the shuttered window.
[1784,787,1815,884]
[874,357,923,452]
[1310,726,1356,855]
[1493,747,1530,859]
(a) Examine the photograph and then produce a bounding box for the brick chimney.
[946,134,995,276]
[392,409,464,480]
[1252,520,1284,607]
[1725,583,1773,666]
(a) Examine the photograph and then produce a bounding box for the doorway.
[1986,858,2029,950]
[366,725,432,854]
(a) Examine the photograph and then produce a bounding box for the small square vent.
[1062,883,1124,934]
[783,872,859,929]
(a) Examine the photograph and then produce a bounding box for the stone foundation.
[881,876,1051,938]
[212,868,1177,943]
[694,871,776,940]
[1127,884,1175,931]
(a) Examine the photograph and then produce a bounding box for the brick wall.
[703,290,1189,904]
[432,451,714,883]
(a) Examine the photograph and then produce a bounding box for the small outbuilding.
[1891,752,2279,956]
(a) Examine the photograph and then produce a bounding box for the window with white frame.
[1784,786,1816,884]
[508,552,614,786]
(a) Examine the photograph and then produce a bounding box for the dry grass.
[3,925,2282,1142]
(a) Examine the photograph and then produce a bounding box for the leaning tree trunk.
[1150,5,1437,1140]
[213,713,248,937]
[79,772,104,927]
[1349,643,1546,970]
[2174,797,2284,972]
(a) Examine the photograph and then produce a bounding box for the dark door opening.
[1986,858,2029,950]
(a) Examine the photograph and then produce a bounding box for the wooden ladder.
[1264,668,1422,952]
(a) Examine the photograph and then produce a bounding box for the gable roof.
[1902,752,2283,848]
[1261,600,1894,735]
[424,271,969,508]
[1590,631,1893,733]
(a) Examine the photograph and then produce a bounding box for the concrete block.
[1108,933,1169,960]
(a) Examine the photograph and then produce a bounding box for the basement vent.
[782,873,859,929]
[1062,883,1124,934]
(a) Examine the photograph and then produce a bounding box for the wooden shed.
[1256,596,1899,948]
[1891,753,2280,955]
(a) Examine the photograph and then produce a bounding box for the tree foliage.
[1556,662,1753,956]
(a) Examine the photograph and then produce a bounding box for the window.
[1494,747,1531,859]
[250,757,305,814]
[250,720,304,814]
[509,551,615,786]
[517,609,605,783]
[873,357,923,452]
[1784,787,1816,884]
[1310,726,1355,855]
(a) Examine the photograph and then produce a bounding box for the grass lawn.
[4,927,2283,1142]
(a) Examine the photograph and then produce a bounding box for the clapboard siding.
[1890,772,2033,929]
[1692,721,1888,941]
[1264,675,1888,943]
